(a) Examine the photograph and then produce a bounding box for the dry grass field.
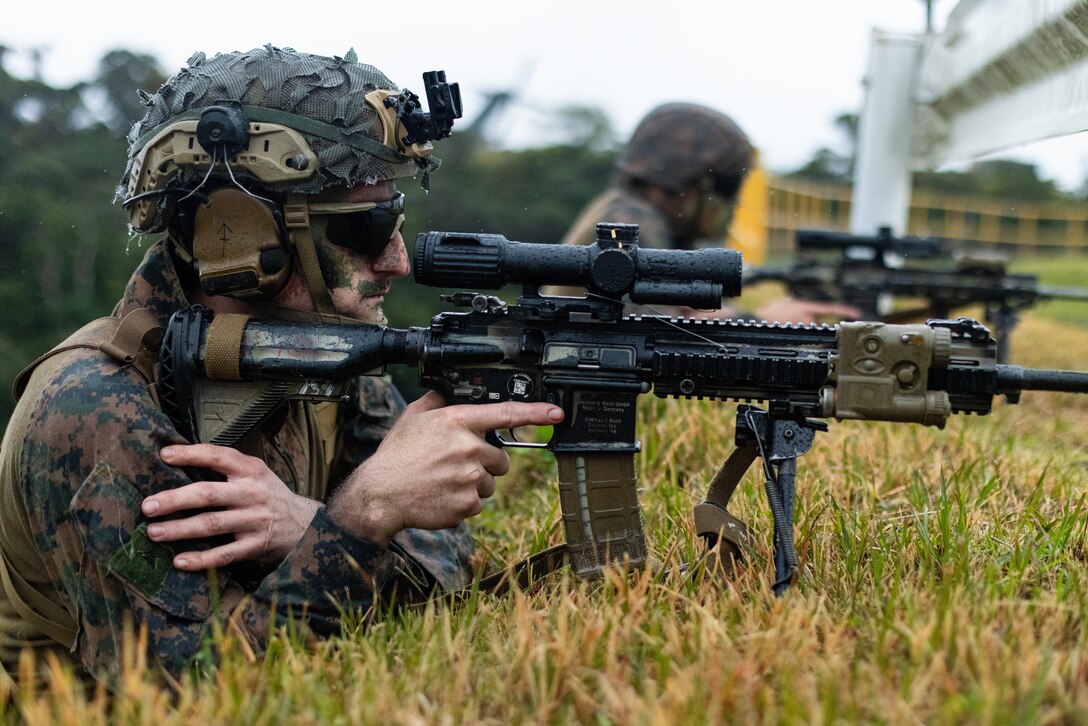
[7,255,1088,724]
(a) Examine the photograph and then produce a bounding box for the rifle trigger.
[485,429,549,449]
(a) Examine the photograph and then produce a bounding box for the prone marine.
[0,46,563,686]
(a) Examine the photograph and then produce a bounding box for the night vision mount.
[367,70,463,157]
[387,70,462,146]
[190,66,465,166]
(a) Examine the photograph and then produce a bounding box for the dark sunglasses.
[308,192,406,257]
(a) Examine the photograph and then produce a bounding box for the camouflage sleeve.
[559,188,674,250]
[334,375,408,470]
[595,194,673,249]
[562,188,672,250]
[334,376,477,593]
[20,351,391,682]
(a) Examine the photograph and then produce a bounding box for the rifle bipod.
[694,404,827,596]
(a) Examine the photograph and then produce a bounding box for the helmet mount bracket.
[197,103,251,160]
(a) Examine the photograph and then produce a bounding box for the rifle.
[745,227,1088,362]
[159,223,1088,595]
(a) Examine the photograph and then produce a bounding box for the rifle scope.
[797,227,943,259]
[414,223,743,309]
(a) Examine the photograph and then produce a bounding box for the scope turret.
[414,222,743,309]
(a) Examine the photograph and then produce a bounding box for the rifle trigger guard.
[486,429,549,449]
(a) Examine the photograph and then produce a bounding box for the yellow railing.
[744,175,1088,258]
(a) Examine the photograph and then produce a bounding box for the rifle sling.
[204,313,250,382]
[702,442,757,511]
[464,544,571,596]
[693,441,757,553]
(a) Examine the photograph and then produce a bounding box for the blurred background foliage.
[0,48,1083,425]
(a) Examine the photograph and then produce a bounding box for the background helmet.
[616,102,753,197]
[120,45,440,233]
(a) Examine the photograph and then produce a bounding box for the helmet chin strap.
[252,194,385,325]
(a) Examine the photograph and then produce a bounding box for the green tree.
[785,113,857,184]
[92,50,168,134]
[786,111,1073,204]
[0,48,159,426]
[914,159,1069,202]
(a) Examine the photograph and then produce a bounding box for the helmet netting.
[118,45,440,228]
[617,102,752,193]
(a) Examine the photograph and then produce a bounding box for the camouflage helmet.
[120,45,441,232]
[617,102,753,196]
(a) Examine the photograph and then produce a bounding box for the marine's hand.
[142,444,322,571]
[755,297,862,324]
[328,390,564,546]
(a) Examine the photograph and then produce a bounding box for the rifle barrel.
[996,365,1088,393]
[1039,284,1088,302]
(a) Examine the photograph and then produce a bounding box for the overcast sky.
[5,0,1088,189]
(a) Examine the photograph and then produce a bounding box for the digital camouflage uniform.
[558,186,674,249]
[0,239,474,686]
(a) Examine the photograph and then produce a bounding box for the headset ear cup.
[191,188,293,298]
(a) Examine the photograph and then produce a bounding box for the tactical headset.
[122,71,461,304]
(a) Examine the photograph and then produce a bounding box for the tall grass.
[7,257,1088,723]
